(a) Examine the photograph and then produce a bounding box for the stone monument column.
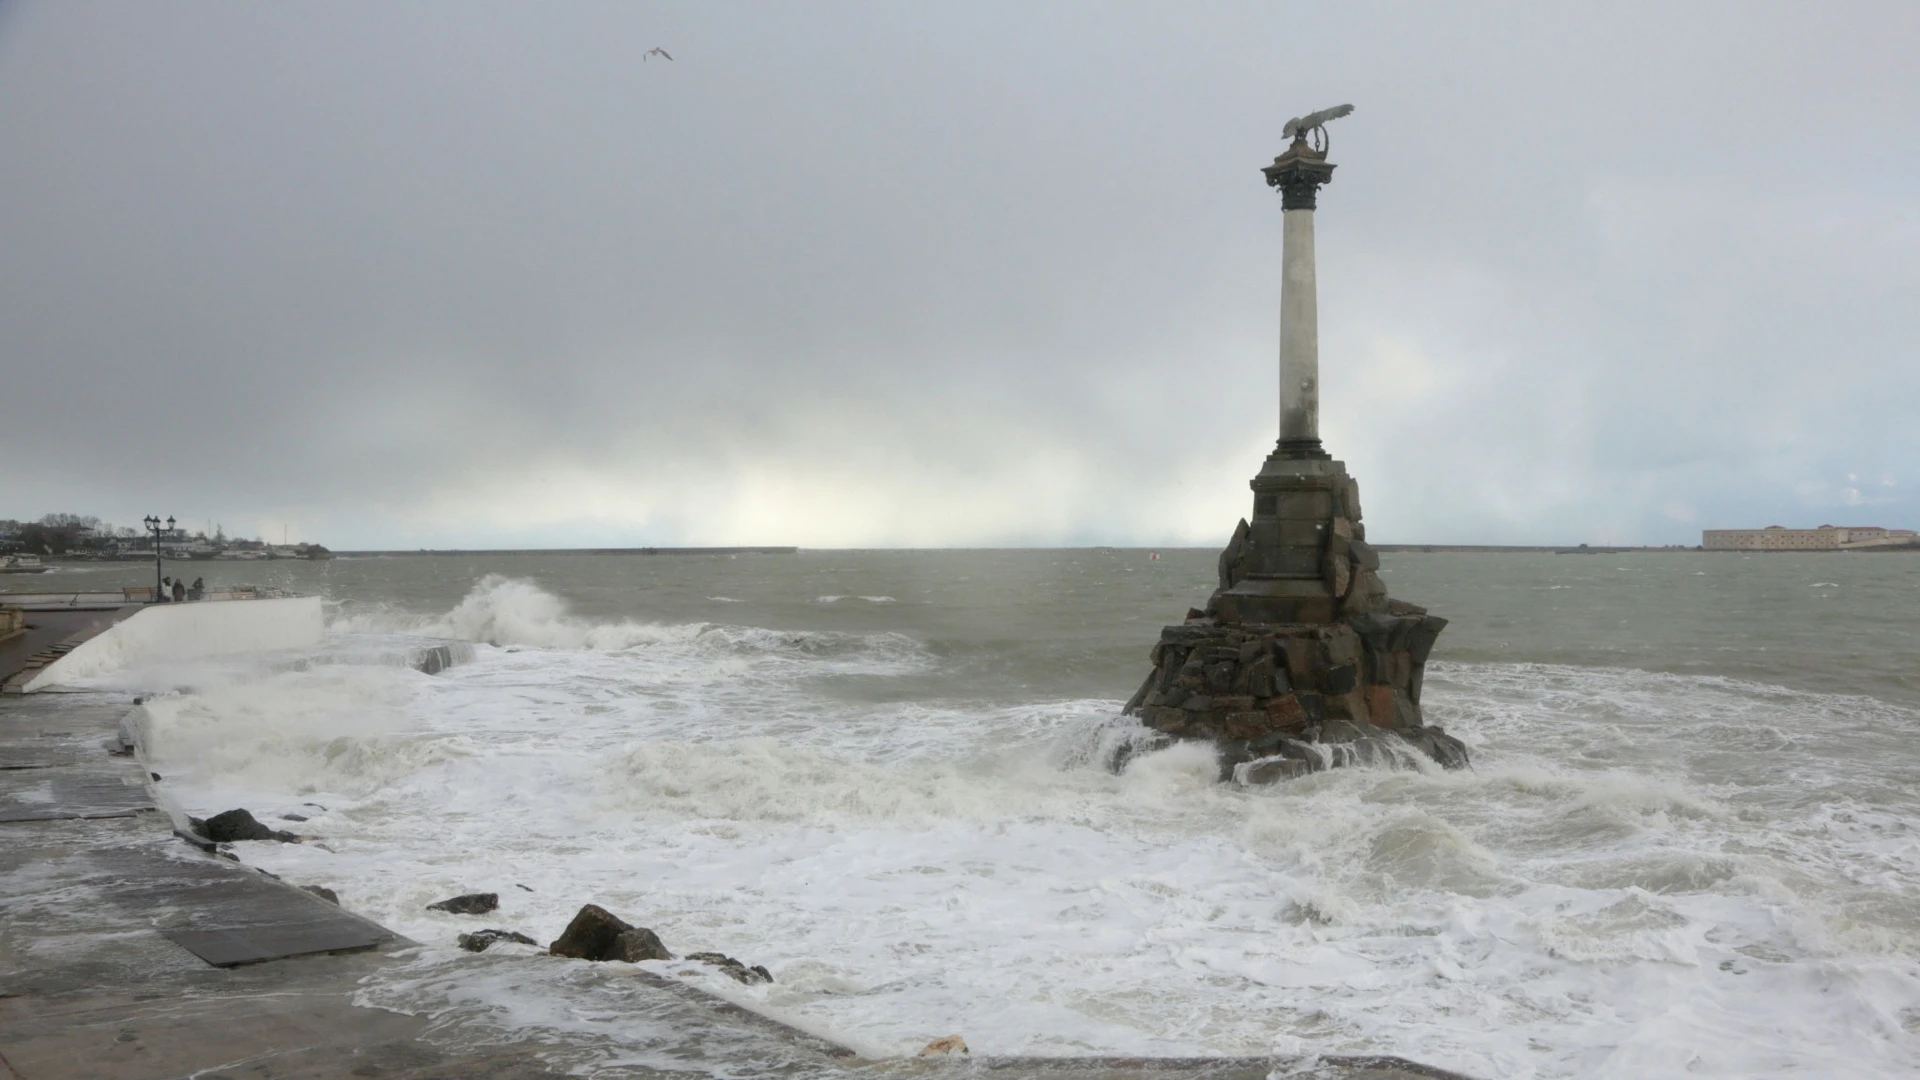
[1267,135,1335,460]
[1120,108,1469,781]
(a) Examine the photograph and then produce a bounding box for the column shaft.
[1279,207,1318,446]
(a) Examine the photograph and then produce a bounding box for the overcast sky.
[3,1,1915,548]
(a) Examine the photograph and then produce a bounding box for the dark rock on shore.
[300,885,340,904]
[411,644,457,675]
[1401,726,1472,770]
[685,951,774,984]
[612,926,672,962]
[548,904,673,962]
[193,808,303,844]
[458,929,539,953]
[198,809,272,841]
[427,892,499,915]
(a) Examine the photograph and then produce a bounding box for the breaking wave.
[336,574,708,650]
[327,576,928,673]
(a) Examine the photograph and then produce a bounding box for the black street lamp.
[143,515,173,602]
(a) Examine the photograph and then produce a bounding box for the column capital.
[1262,136,1336,210]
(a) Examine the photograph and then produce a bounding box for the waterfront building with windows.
[1703,525,1919,550]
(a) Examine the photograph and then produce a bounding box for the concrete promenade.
[0,688,1469,1080]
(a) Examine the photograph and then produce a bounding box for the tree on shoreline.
[7,514,100,555]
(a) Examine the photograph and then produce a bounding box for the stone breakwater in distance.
[1124,472,1470,781]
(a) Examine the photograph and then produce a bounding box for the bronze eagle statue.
[1282,103,1354,141]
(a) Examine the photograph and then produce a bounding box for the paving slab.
[0,697,129,770]
[0,696,125,743]
[0,730,124,770]
[0,762,154,821]
[125,854,393,966]
[0,966,569,1080]
[0,822,391,971]
[159,920,386,967]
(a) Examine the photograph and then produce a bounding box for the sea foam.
[126,578,1920,1079]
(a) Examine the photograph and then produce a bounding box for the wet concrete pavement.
[0,693,574,1078]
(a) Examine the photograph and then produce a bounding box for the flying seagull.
[1282,103,1354,140]
[645,47,673,62]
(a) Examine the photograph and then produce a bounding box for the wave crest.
[329,574,705,650]
[425,575,703,649]
[327,576,932,673]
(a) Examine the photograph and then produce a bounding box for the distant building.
[1703,525,1919,551]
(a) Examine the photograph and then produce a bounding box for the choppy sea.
[43,550,1920,1078]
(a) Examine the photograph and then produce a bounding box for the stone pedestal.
[1122,445,1468,779]
[1216,455,1352,625]
[1122,460,1468,780]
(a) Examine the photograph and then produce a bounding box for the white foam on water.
[324,574,703,651]
[137,578,1920,1079]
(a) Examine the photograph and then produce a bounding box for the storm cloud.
[3,1,1915,547]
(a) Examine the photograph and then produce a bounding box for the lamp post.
[143,515,173,601]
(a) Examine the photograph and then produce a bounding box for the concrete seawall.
[18,595,323,692]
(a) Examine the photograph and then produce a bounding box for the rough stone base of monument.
[1123,455,1469,782]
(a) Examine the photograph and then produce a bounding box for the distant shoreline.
[333,546,801,557]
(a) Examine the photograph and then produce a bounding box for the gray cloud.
[3,1,1915,546]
